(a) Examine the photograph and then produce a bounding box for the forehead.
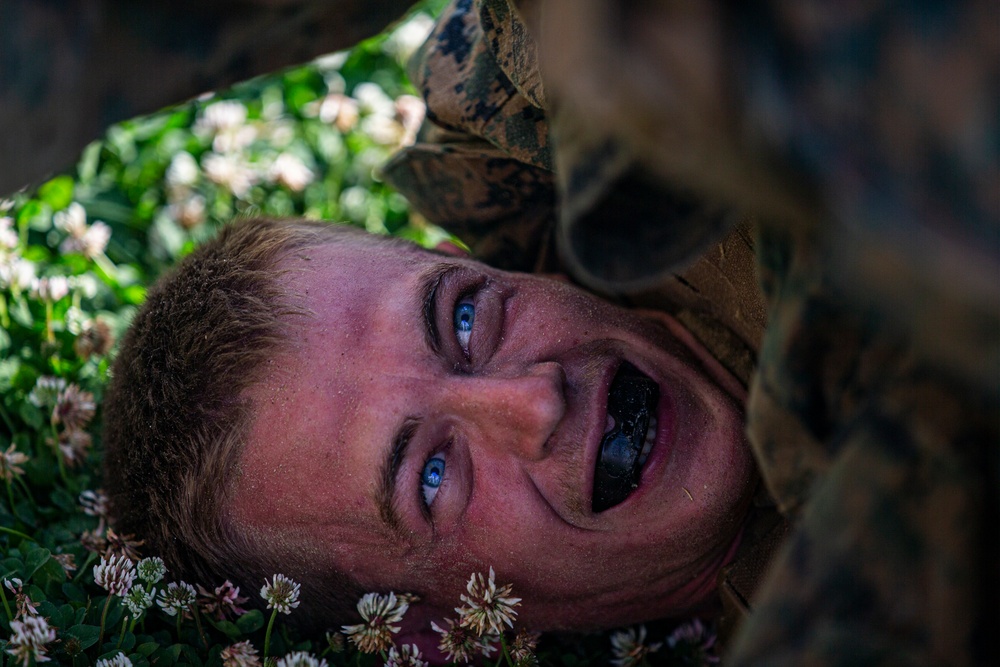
[226,239,446,544]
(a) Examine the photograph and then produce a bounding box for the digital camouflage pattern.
[2,0,997,664]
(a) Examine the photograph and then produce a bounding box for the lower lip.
[620,388,675,509]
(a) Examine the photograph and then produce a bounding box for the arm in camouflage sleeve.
[730,219,998,666]
[0,0,415,195]
[731,363,996,666]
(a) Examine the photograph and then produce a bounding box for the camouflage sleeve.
[538,0,1000,397]
[380,0,561,272]
[382,137,559,272]
[0,0,415,195]
[382,0,741,282]
[731,220,998,666]
[732,362,995,666]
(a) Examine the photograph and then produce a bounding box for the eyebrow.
[420,263,455,355]
[374,262,455,535]
[376,418,421,536]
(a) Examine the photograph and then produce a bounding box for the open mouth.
[592,362,660,512]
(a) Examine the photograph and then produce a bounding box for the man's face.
[231,239,756,631]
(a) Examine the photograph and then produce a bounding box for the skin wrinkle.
[556,350,609,520]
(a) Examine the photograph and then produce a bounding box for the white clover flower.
[166,195,207,229]
[386,643,428,667]
[313,51,349,74]
[610,625,662,667]
[260,573,300,614]
[213,125,258,154]
[94,554,136,597]
[53,384,96,430]
[195,100,257,153]
[267,153,314,192]
[165,152,200,190]
[61,220,110,259]
[265,118,295,147]
[220,640,262,667]
[74,317,115,359]
[95,651,133,667]
[6,615,56,666]
[124,586,154,616]
[341,591,409,654]
[275,651,328,667]
[430,618,478,664]
[31,275,70,301]
[53,553,77,577]
[79,489,108,517]
[53,202,110,259]
[318,93,359,131]
[197,101,248,135]
[3,577,39,619]
[56,427,92,469]
[510,630,542,666]
[0,444,29,483]
[477,634,500,659]
[360,114,403,145]
[136,557,166,584]
[455,567,521,636]
[324,631,345,653]
[68,273,100,299]
[203,152,257,198]
[0,216,18,250]
[0,257,36,291]
[197,580,248,620]
[63,305,87,335]
[53,202,88,239]
[353,82,395,119]
[156,581,196,616]
[27,376,67,408]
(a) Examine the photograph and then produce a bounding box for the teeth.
[637,415,657,466]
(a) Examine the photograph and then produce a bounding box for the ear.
[433,240,470,257]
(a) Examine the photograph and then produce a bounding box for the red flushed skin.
[231,241,757,634]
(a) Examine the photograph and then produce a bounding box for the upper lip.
[531,349,664,525]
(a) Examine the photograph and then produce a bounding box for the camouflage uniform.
[383,2,998,665]
[3,0,997,664]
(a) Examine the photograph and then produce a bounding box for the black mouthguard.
[592,362,659,512]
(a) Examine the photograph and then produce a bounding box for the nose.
[440,362,566,461]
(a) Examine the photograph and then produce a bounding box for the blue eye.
[421,456,446,507]
[453,299,475,352]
